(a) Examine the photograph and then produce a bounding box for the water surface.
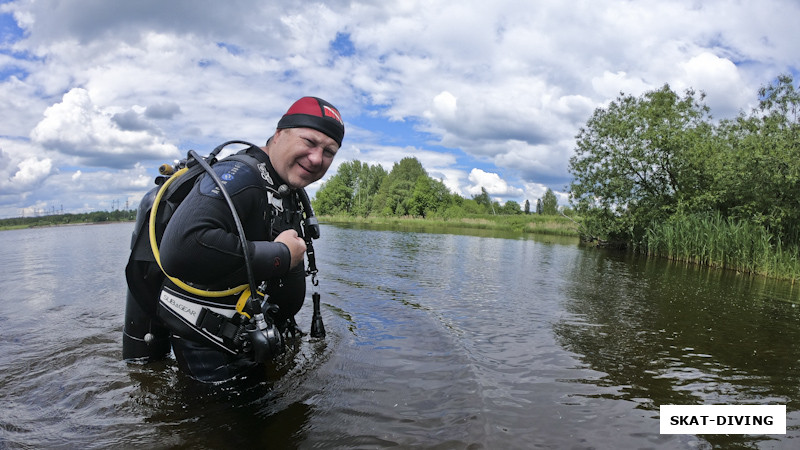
[0,222,797,448]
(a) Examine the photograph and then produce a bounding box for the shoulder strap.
[224,148,283,193]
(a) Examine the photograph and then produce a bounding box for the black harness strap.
[196,308,241,342]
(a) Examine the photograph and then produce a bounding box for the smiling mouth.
[297,162,315,176]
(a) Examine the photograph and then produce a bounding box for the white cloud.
[0,150,54,195]
[466,168,524,198]
[0,0,798,217]
[679,52,752,117]
[10,156,52,185]
[592,71,652,99]
[29,163,154,214]
[430,91,458,123]
[30,88,179,168]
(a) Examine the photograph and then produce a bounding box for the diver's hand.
[275,229,307,268]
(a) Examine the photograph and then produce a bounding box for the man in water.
[140,97,343,381]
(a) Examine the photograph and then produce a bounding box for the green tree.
[409,176,436,217]
[313,160,387,215]
[373,157,428,216]
[541,188,558,215]
[711,75,800,242]
[352,162,388,216]
[420,177,456,217]
[524,199,530,214]
[313,174,353,215]
[471,187,492,214]
[501,200,522,214]
[568,84,713,243]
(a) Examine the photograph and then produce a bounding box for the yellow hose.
[148,167,248,298]
[236,288,254,319]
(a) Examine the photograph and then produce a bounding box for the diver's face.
[268,127,339,189]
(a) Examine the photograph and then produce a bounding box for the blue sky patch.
[216,42,243,56]
[0,11,25,44]
[353,110,430,147]
[0,64,27,81]
[330,32,355,58]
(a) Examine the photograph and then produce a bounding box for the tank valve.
[159,164,175,175]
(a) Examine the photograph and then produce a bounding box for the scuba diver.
[123,96,342,381]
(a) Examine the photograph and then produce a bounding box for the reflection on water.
[0,223,798,448]
[557,249,800,448]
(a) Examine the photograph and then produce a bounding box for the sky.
[0,0,798,218]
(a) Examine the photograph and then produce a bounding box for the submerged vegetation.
[569,74,800,280]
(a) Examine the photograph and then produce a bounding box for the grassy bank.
[2,210,579,237]
[318,214,581,237]
[640,213,800,281]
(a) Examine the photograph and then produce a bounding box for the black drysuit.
[158,145,307,380]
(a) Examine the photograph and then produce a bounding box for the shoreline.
[0,219,135,232]
[318,214,581,237]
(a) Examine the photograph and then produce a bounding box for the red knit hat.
[277,97,345,147]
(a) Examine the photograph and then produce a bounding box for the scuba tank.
[123,141,325,363]
[122,163,197,361]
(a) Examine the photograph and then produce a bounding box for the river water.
[0,222,798,449]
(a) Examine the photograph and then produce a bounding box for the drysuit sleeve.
[159,159,292,286]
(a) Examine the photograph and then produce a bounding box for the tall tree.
[313,160,387,215]
[502,200,522,214]
[373,157,428,215]
[352,162,388,216]
[313,171,353,215]
[541,188,558,215]
[471,187,492,214]
[711,74,800,242]
[568,84,713,242]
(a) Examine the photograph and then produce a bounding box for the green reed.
[641,212,800,281]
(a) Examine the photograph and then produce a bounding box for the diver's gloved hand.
[274,229,307,268]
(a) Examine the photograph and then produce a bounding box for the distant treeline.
[313,156,563,218]
[0,210,136,230]
[569,74,800,280]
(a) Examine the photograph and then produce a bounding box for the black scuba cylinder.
[122,288,171,360]
[123,183,171,361]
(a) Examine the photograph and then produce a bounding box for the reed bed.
[640,212,800,281]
